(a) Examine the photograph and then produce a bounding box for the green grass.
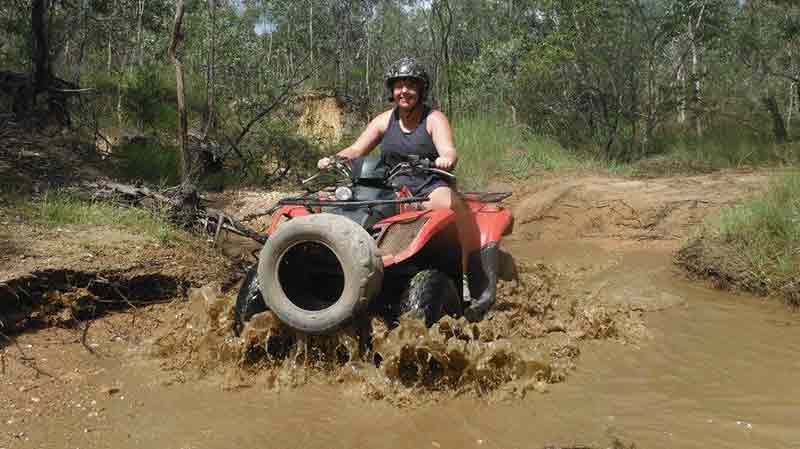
[688,171,800,304]
[629,129,800,177]
[665,138,799,169]
[452,114,583,189]
[32,192,185,246]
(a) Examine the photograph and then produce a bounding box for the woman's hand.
[317,157,332,169]
[434,156,457,171]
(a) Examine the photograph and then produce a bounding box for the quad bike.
[233,153,513,336]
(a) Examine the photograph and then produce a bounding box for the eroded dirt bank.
[3,169,798,449]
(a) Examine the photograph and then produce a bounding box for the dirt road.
[3,169,799,449]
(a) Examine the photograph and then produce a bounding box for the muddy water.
[554,287,800,449]
[73,241,800,449]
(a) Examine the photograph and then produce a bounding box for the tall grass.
[33,192,184,246]
[451,114,580,189]
[715,171,800,277]
[643,126,800,172]
[693,171,800,303]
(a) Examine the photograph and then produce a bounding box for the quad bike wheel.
[257,213,383,335]
[398,269,463,327]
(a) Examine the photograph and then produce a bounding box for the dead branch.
[96,277,138,324]
[73,308,97,356]
[84,180,267,244]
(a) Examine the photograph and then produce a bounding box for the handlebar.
[302,155,352,187]
[386,156,456,183]
[302,153,456,191]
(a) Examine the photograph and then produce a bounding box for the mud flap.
[464,242,499,323]
[233,265,267,336]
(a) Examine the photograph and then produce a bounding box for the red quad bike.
[233,154,514,336]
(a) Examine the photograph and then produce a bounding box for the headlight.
[334,186,353,201]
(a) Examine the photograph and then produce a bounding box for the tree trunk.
[308,0,313,67]
[762,95,788,143]
[787,81,795,134]
[169,0,196,192]
[287,7,294,74]
[73,0,87,85]
[31,0,51,96]
[433,0,453,112]
[677,61,686,124]
[202,0,216,140]
[689,4,706,137]
[136,0,146,67]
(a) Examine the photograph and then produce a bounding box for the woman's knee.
[425,187,456,210]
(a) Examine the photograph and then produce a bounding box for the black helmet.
[384,57,429,102]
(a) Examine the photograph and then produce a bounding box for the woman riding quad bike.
[233,58,513,335]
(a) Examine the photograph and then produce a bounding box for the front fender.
[474,207,514,247]
[377,209,457,267]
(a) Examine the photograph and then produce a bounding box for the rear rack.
[462,192,513,203]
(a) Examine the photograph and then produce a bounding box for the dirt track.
[4,163,800,449]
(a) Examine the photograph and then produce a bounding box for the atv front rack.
[274,196,430,209]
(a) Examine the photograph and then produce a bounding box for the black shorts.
[396,174,453,197]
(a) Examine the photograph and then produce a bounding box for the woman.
[319,58,495,323]
[317,57,459,210]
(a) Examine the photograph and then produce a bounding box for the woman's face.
[392,78,421,110]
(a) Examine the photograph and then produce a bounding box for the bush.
[231,118,324,187]
[113,140,180,186]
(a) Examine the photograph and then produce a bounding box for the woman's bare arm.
[318,111,390,168]
[337,111,391,159]
[428,110,458,170]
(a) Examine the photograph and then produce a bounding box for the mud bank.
[677,233,800,306]
[0,269,188,333]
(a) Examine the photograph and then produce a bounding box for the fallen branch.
[84,180,267,244]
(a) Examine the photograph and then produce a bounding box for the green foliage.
[228,118,324,187]
[119,66,180,132]
[452,37,530,111]
[0,2,31,70]
[452,114,580,190]
[703,171,800,302]
[33,191,185,246]
[3,0,798,190]
[113,140,180,186]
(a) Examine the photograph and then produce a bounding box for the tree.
[168,0,196,195]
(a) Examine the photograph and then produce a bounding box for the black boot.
[464,242,499,322]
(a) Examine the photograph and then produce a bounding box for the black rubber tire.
[398,269,463,327]
[257,213,383,335]
[233,264,266,336]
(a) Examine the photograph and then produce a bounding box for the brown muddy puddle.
[149,259,598,404]
[80,242,798,449]
[4,241,800,449]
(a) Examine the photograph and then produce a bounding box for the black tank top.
[380,106,438,161]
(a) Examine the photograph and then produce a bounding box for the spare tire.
[257,213,383,335]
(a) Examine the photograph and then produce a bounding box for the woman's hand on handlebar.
[434,156,456,171]
[317,155,348,170]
